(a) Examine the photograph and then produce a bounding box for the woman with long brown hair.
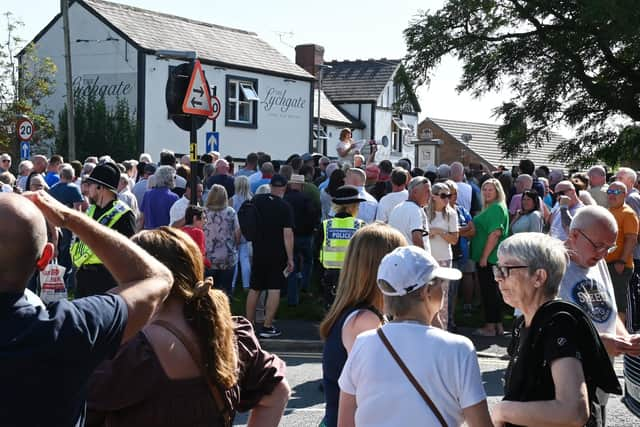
[320,223,407,427]
[87,227,289,427]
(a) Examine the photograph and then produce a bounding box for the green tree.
[404,0,640,167]
[0,12,56,160]
[57,95,137,162]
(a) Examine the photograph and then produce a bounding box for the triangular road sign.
[182,60,213,116]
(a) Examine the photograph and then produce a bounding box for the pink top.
[181,226,212,269]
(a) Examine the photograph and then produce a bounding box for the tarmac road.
[233,352,638,426]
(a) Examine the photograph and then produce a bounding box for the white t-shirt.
[429,210,459,262]
[558,259,617,335]
[339,323,486,427]
[376,190,408,223]
[169,196,190,225]
[356,186,378,224]
[549,202,584,241]
[388,201,431,253]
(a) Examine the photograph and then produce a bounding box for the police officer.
[71,162,136,296]
[320,185,365,306]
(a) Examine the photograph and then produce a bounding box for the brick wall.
[417,121,492,170]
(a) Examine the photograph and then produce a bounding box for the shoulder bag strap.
[151,319,232,427]
[377,328,447,427]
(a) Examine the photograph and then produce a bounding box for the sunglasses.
[555,190,571,196]
[493,265,528,279]
[606,188,625,196]
[436,193,451,199]
[1,159,10,163]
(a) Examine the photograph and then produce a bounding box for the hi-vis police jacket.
[320,215,364,269]
[70,200,131,268]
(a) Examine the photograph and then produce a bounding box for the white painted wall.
[28,1,312,161]
[144,55,312,160]
[28,2,138,149]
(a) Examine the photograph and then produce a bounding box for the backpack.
[237,198,260,241]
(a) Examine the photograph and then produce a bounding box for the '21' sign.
[17,117,34,142]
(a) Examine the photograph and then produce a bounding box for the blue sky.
[2,0,513,125]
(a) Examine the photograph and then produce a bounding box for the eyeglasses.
[493,265,529,279]
[577,229,617,254]
[606,188,625,196]
[436,193,451,199]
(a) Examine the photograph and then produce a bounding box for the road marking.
[280,352,322,359]
[285,408,325,413]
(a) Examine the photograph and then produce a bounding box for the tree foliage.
[404,0,640,167]
[0,12,56,158]
[57,95,137,162]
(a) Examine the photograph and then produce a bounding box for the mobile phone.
[283,266,290,278]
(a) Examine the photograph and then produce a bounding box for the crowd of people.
[1,136,640,425]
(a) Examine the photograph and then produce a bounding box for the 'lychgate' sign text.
[262,88,306,113]
[72,73,136,102]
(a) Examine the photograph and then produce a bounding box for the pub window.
[226,76,259,128]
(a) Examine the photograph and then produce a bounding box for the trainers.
[259,326,282,338]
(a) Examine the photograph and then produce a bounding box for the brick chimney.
[295,44,325,79]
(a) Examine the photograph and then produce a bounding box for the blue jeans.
[287,235,314,305]
[232,242,252,289]
[206,268,235,297]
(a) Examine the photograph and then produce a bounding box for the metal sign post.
[182,60,212,205]
[17,116,34,161]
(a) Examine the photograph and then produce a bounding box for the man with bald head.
[205,158,235,197]
[587,165,609,207]
[549,180,584,241]
[0,192,172,426]
[345,167,378,223]
[559,206,640,420]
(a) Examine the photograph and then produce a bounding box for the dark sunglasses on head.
[606,188,625,196]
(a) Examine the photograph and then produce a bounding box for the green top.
[470,202,509,265]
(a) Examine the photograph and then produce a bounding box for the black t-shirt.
[284,189,319,236]
[504,312,582,427]
[252,194,294,263]
[92,199,136,238]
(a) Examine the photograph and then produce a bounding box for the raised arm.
[27,191,173,343]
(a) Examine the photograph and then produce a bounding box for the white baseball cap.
[377,246,462,296]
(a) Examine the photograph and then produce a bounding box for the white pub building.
[23,0,421,162]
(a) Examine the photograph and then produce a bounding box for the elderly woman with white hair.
[491,233,620,427]
[138,165,179,230]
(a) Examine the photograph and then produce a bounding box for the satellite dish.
[381,135,389,147]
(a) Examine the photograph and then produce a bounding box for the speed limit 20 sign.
[17,117,34,142]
